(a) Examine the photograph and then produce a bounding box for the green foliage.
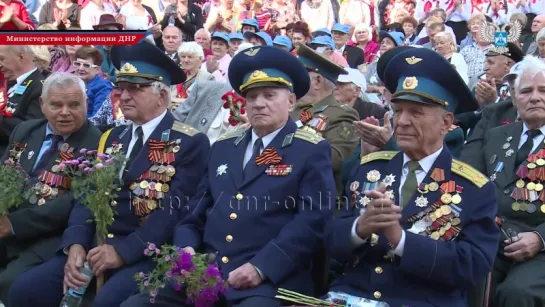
[0,161,28,215]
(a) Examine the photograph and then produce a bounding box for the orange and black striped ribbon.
[300,110,313,125]
[256,148,282,166]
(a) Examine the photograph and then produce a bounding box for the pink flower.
[77,164,86,169]
[165,255,171,262]
[155,248,160,254]
[144,249,150,255]
[148,243,156,250]
[144,280,149,287]
[104,158,114,165]
[180,269,190,277]
[84,167,92,173]
[80,148,87,154]
[150,291,157,297]
[97,153,108,159]
[95,163,104,169]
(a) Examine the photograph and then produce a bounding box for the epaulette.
[314,105,328,113]
[216,129,245,142]
[294,129,324,144]
[360,151,398,165]
[449,124,459,132]
[451,159,489,188]
[172,121,199,136]
[98,128,114,154]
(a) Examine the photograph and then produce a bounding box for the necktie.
[516,129,541,167]
[244,138,262,179]
[401,161,421,209]
[33,135,63,174]
[125,126,144,171]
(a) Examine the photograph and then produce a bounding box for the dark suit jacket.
[0,119,101,263]
[460,99,517,166]
[0,70,46,156]
[342,45,365,69]
[475,121,545,259]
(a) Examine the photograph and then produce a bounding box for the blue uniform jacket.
[328,148,499,307]
[174,120,336,301]
[59,111,210,266]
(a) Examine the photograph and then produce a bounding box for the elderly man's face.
[393,101,452,158]
[334,82,359,104]
[0,47,24,81]
[517,71,545,125]
[485,55,511,82]
[163,27,182,54]
[40,84,87,136]
[532,15,545,33]
[116,82,167,125]
[245,87,294,134]
[332,31,349,46]
[195,32,211,49]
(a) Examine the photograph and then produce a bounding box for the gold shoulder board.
[451,159,489,188]
[360,151,398,165]
[98,128,114,154]
[216,130,245,142]
[172,121,199,137]
[294,129,324,144]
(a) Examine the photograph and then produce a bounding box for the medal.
[512,202,521,211]
[415,196,428,208]
[140,180,149,189]
[350,181,360,192]
[537,159,545,166]
[440,193,452,204]
[527,182,536,191]
[506,149,514,157]
[161,184,169,193]
[155,182,163,192]
[516,179,525,188]
[541,204,545,213]
[366,170,381,183]
[382,174,395,187]
[37,198,46,206]
[428,182,439,192]
[173,145,180,153]
[441,205,452,215]
[502,143,510,150]
[528,163,537,169]
[536,183,544,192]
[490,154,497,164]
[451,217,461,226]
[451,194,462,204]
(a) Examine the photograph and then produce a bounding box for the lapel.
[497,122,523,185]
[239,121,297,189]
[125,112,174,181]
[227,129,250,189]
[381,151,404,204]
[401,148,453,222]
[20,122,47,174]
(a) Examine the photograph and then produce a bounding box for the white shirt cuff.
[392,230,406,256]
[351,216,368,247]
[253,265,265,280]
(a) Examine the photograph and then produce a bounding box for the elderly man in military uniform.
[291,43,359,195]
[122,46,336,307]
[0,46,46,156]
[472,55,545,307]
[9,42,211,307]
[0,72,101,304]
[327,48,499,307]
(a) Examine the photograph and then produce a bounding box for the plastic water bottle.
[326,291,390,307]
[59,262,93,307]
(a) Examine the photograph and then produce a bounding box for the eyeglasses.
[73,61,98,69]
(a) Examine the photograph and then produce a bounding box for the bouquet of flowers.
[59,148,128,288]
[135,243,229,307]
[0,160,28,214]
[221,91,246,126]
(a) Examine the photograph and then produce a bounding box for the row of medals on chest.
[511,153,545,214]
[129,164,177,198]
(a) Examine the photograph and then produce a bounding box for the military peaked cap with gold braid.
[294,129,324,144]
[172,121,199,137]
[360,151,398,165]
[451,159,489,188]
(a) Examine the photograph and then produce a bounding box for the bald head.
[532,15,545,33]
[162,26,183,54]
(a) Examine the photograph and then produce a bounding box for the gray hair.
[235,42,255,55]
[514,55,545,91]
[151,81,171,104]
[163,25,183,38]
[6,46,33,54]
[510,12,528,28]
[178,42,204,59]
[195,28,211,39]
[537,27,545,42]
[41,72,86,102]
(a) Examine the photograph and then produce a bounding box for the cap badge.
[120,63,138,74]
[402,77,418,90]
[480,20,521,55]
[244,48,260,57]
[405,56,422,65]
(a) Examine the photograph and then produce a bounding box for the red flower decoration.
[500,119,511,126]
[222,91,246,126]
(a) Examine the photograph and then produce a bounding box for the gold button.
[374,266,383,274]
[229,213,237,220]
[221,256,229,263]
[226,235,233,242]
[236,193,243,200]
[107,233,114,239]
[373,291,381,299]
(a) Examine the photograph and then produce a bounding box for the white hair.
[352,23,372,42]
[195,28,211,39]
[163,25,183,38]
[151,81,171,104]
[7,46,32,54]
[514,55,545,91]
[41,72,86,102]
[178,41,204,59]
[537,27,545,42]
[235,43,255,55]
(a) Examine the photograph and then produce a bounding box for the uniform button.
[236,193,243,200]
[226,235,233,242]
[230,213,237,220]
[504,189,510,194]
[373,291,381,299]
[221,256,229,263]
[107,233,114,239]
[374,266,383,274]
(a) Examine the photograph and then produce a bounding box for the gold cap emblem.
[405,57,422,65]
[402,77,418,90]
[120,63,138,74]
[244,48,259,57]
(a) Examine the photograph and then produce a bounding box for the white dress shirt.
[351,147,444,257]
[518,123,545,152]
[8,68,37,95]
[243,126,283,168]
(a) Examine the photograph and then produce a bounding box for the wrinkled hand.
[64,244,89,294]
[504,232,544,261]
[356,183,402,240]
[227,263,263,289]
[475,79,498,107]
[87,244,124,276]
[182,246,196,255]
[353,112,392,148]
[151,24,162,38]
[205,55,220,73]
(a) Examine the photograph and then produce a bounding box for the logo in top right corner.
[480,20,522,54]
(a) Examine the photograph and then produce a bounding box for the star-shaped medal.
[216,164,228,176]
[415,195,428,208]
[385,190,395,200]
[359,196,371,207]
[382,174,396,187]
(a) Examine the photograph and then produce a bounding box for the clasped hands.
[63,244,124,293]
[356,184,403,248]
[504,232,544,262]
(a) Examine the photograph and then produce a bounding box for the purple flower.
[104,158,114,165]
[144,280,149,287]
[84,167,92,173]
[95,163,104,169]
[174,252,195,271]
[97,153,108,159]
[150,291,157,298]
[174,281,183,292]
[165,255,171,262]
[204,265,221,278]
[77,164,86,169]
[148,243,156,250]
[155,248,160,254]
[144,249,149,256]
[166,271,173,278]
[138,272,145,278]
[79,148,87,154]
